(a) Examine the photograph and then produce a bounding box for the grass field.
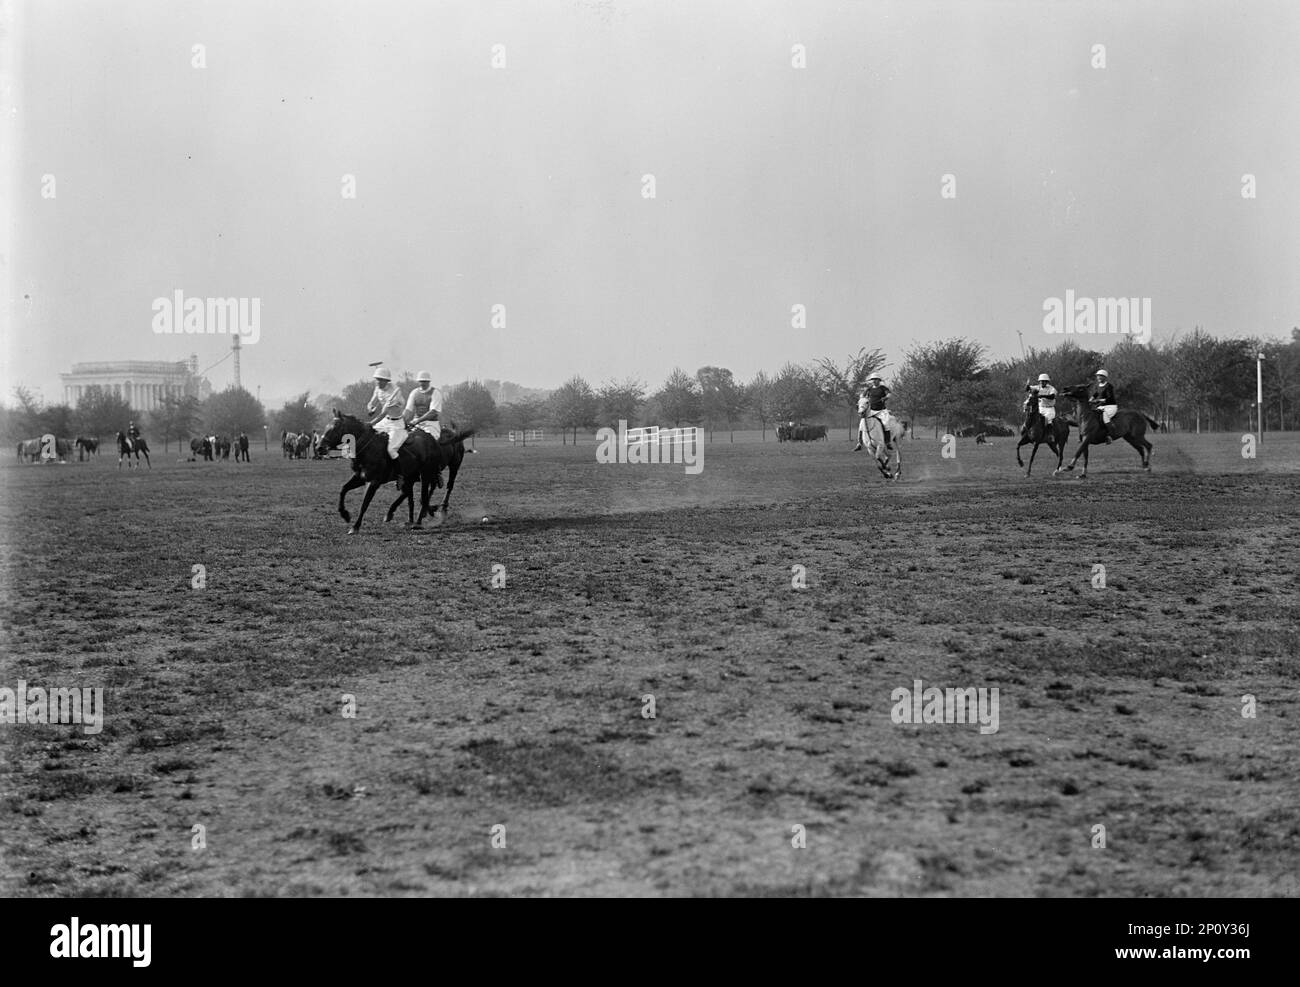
[2,430,1297,896]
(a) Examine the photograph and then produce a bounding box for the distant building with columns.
[59,356,213,410]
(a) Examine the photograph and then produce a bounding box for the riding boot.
[853,440,863,451]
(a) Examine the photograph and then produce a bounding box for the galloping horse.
[384,420,474,526]
[116,432,151,469]
[1053,384,1158,478]
[317,412,474,534]
[1015,412,1073,477]
[862,413,906,481]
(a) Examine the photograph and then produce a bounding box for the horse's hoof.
[346,527,358,535]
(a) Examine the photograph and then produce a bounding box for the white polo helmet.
[1095,368,1109,378]
[867,374,882,383]
[1038,373,1051,382]
[416,370,432,383]
[372,366,392,380]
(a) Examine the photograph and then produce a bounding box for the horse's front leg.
[1016,437,1028,468]
[338,472,365,523]
[1026,441,1040,476]
[385,482,410,523]
[349,481,382,535]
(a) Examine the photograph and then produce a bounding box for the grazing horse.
[317,412,474,534]
[863,413,905,480]
[189,436,213,461]
[116,432,151,469]
[75,437,99,461]
[1015,412,1073,477]
[18,438,41,462]
[1053,384,1158,478]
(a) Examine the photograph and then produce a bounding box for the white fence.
[626,426,703,447]
[508,429,545,444]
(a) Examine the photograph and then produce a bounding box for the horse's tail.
[1144,414,1159,430]
[440,428,475,444]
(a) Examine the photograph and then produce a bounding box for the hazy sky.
[4,0,1298,406]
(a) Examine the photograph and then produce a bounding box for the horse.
[384,421,474,526]
[784,424,828,441]
[1053,384,1158,478]
[116,432,151,469]
[1015,411,1073,477]
[75,437,99,461]
[189,436,212,461]
[862,412,905,480]
[295,433,313,459]
[317,412,474,534]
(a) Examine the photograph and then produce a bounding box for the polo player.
[854,375,895,451]
[366,366,408,459]
[1089,368,1119,442]
[405,371,444,440]
[1021,373,1057,438]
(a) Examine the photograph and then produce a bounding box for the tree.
[1261,329,1300,431]
[150,394,202,452]
[74,385,134,439]
[498,398,545,445]
[597,377,646,428]
[770,362,823,424]
[812,348,887,439]
[745,371,777,440]
[203,387,267,438]
[547,375,598,444]
[654,368,702,426]
[893,338,996,436]
[695,366,745,441]
[1100,338,1166,417]
[275,391,320,435]
[444,380,499,434]
[317,378,378,419]
[37,404,75,441]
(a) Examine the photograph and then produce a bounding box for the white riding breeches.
[1039,406,1056,424]
[374,417,407,458]
[1099,405,1117,424]
[861,412,895,442]
[414,420,442,440]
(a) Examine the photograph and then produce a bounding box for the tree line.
[5,326,1297,446]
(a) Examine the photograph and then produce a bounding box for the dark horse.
[317,413,475,534]
[75,436,99,461]
[1015,411,1073,477]
[189,437,213,461]
[1053,384,1158,478]
[116,432,151,469]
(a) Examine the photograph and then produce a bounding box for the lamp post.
[1257,352,1264,445]
[263,424,268,450]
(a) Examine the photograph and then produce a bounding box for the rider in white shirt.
[405,371,443,439]
[366,366,407,459]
